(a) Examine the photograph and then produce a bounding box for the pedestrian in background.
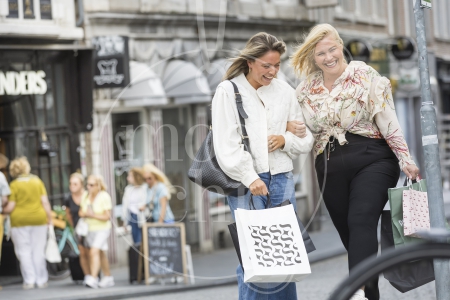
[65,172,92,280]
[66,172,111,285]
[121,167,147,245]
[213,32,313,299]
[3,157,52,289]
[0,153,10,264]
[142,164,175,224]
[290,23,419,300]
[79,174,114,289]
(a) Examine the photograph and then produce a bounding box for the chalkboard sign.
[142,223,187,284]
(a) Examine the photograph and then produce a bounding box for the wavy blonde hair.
[70,172,85,186]
[291,23,345,77]
[87,174,107,191]
[10,157,31,178]
[142,163,175,200]
[129,167,145,186]
[224,32,286,80]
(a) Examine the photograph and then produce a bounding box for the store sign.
[397,67,420,92]
[392,37,415,60]
[92,36,130,88]
[0,70,47,95]
[345,39,371,63]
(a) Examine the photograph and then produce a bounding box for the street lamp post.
[412,0,450,299]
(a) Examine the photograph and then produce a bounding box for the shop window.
[0,50,78,206]
[112,112,144,206]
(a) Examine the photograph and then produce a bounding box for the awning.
[161,60,211,104]
[279,60,302,88]
[205,58,231,92]
[112,61,167,106]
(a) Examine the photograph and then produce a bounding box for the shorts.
[84,229,110,251]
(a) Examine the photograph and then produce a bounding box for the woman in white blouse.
[121,168,148,246]
[289,24,419,300]
[212,32,314,300]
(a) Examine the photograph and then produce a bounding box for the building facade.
[82,0,333,264]
[0,0,93,275]
[0,0,91,204]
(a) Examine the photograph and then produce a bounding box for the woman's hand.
[85,210,95,218]
[286,120,307,138]
[403,164,420,180]
[268,135,285,153]
[249,179,268,196]
[139,206,146,212]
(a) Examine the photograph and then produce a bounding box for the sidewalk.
[0,219,345,300]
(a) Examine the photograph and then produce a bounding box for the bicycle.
[46,210,79,280]
[328,228,450,300]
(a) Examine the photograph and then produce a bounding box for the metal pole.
[413,1,450,299]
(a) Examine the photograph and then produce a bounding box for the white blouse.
[211,73,314,188]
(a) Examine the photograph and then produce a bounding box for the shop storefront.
[0,47,93,205]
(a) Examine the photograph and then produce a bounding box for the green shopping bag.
[388,179,427,247]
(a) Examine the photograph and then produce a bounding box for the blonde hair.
[9,157,31,178]
[291,23,345,77]
[224,32,286,80]
[87,174,107,191]
[142,163,175,199]
[129,167,145,185]
[70,172,85,185]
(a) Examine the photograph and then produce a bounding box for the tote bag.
[46,225,62,263]
[380,211,434,293]
[235,204,311,283]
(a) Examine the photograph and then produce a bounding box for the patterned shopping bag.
[402,182,430,237]
[235,204,311,282]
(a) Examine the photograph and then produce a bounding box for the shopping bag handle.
[404,176,424,192]
[249,193,271,210]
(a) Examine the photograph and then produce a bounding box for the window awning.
[161,60,211,104]
[205,58,231,92]
[112,61,167,106]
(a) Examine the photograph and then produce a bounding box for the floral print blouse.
[296,61,415,170]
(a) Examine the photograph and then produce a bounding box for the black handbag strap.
[229,81,250,153]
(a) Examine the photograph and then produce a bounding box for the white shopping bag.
[46,225,62,263]
[235,204,311,283]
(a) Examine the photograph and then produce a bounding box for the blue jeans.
[128,212,142,245]
[227,171,298,300]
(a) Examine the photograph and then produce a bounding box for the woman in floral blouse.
[289,24,419,300]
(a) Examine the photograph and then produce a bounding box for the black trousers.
[315,133,400,300]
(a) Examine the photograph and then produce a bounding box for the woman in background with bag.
[65,172,91,278]
[2,157,52,289]
[79,174,114,289]
[143,164,175,224]
[290,23,419,300]
[121,167,147,246]
[213,32,314,299]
